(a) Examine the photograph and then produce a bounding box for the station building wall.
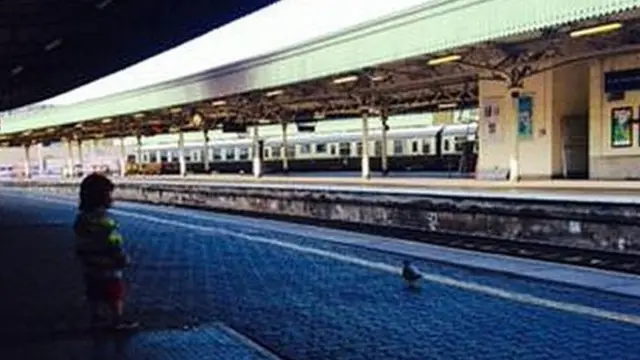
[589,53,640,180]
[477,62,590,180]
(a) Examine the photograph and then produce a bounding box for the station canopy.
[1,0,640,147]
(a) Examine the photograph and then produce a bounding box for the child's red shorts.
[85,276,126,304]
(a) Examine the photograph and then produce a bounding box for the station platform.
[2,188,640,359]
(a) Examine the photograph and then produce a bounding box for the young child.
[73,173,138,330]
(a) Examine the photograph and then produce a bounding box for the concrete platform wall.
[4,180,640,256]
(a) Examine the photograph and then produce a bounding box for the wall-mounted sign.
[611,106,633,148]
[517,95,533,139]
[482,99,500,142]
[605,68,640,93]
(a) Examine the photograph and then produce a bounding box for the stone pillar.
[361,108,371,179]
[23,144,31,179]
[281,122,289,174]
[380,109,389,176]
[252,125,262,178]
[203,129,211,173]
[178,131,186,177]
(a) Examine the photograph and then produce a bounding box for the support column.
[37,143,44,176]
[76,139,84,177]
[203,129,211,174]
[178,131,186,177]
[281,122,289,174]
[136,135,143,164]
[380,108,389,176]
[509,95,520,182]
[361,108,371,179]
[23,144,31,179]
[65,139,74,178]
[252,125,263,178]
[119,137,127,177]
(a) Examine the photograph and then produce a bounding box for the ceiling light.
[438,102,458,110]
[427,54,461,66]
[570,22,622,38]
[333,75,358,84]
[96,0,113,10]
[211,100,227,106]
[11,66,23,76]
[101,118,112,124]
[265,89,284,97]
[44,38,63,51]
[169,107,182,114]
[133,113,145,118]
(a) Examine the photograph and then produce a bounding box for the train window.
[411,140,419,153]
[286,145,296,158]
[184,154,192,162]
[264,147,271,159]
[339,142,350,156]
[393,140,403,155]
[272,146,281,158]
[213,148,222,161]
[299,144,311,154]
[356,142,362,156]
[316,143,327,153]
[141,153,149,163]
[150,153,158,163]
[239,147,249,160]
[160,152,168,162]
[374,141,382,156]
[330,144,337,156]
[225,148,236,161]
[171,153,179,162]
[422,141,431,155]
[443,139,450,152]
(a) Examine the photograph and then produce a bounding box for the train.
[128,122,479,176]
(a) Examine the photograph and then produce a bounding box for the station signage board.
[604,68,640,93]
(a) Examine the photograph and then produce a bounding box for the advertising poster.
[611,107,633,147]
[517,95,533,139]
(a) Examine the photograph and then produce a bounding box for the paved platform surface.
[1,189,640,359]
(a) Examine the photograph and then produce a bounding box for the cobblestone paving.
[1,191,639,360]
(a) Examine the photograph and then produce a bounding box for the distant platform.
[6,174,640,204]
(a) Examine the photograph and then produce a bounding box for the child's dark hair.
[79,173,114,211]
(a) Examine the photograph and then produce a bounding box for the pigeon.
[402,260,422,287]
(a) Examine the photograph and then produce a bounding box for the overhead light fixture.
[427,54,461,66]
[169,107,182,114]
[570,22,622,38]
[22,130,32,136]
[44,38,63,52]
[133,113,145,119]
[211,100,227,107]
[192,112,204,127]
[438,102,458,110]
[265,89,284,97]
[75,123,84,128]
[101,118,112,124]
[96,0,113,10]
[332,75,358,84]
[46,128,56,133]
[258,119,271,124]
[371,75,386,82]
[11,66,23,76]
